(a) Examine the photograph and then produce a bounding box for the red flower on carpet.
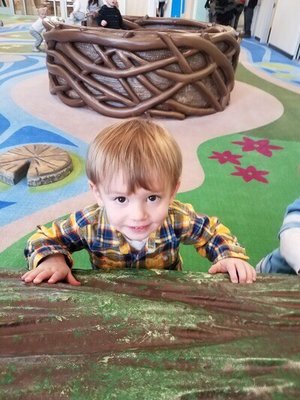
[232,137,283,157]
[231,165,269,183]
[209,150,242,165]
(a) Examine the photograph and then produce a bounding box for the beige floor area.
[12,72,283,193]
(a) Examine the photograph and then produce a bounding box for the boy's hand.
[21,254,81,286]
[101,20,107,26]
[208,258,256,284]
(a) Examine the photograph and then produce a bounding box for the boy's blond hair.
[86,118,182,193]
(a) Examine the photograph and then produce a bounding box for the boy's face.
[39,8,47,18]
[106,0,117,7]
[90,172,179,241]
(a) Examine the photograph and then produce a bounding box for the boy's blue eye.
[148,195,159,202]
[115,196,127,203]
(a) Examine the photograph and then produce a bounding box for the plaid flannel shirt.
[25,200,248,270]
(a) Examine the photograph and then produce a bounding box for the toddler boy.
[22,119,256,286]
[29,7,47,52]
[96,0,122,29]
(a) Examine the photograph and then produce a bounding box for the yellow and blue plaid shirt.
[25,200,248,271]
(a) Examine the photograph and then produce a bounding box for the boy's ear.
[89,181,103,205]
[171,180,181,200]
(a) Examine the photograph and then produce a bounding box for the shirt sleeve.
[96,7,105,24]
[278,197,300,274]
[117,8,123,27]
[177,203,248,263]
[280,228,300,274]
[24,213,87,270]
[279,197,300,233]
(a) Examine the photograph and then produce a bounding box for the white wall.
[268,0,300,57]
[194,0,209,22]
[254,0,276,43]
[125,0,146,16]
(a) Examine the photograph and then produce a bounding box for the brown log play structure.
[43,16,240,119]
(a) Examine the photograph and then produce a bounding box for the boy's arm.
[280,228,300,274]
[179,207,256,283]
[117,8,123,28]
[199,217,255,283]
[24,216,85,270]
[23,212,87,284]
[96,7,105,25]
[278,199,300,274]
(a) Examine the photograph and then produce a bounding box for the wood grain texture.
[0,144,73,186]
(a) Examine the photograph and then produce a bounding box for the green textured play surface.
[1,270,300,399]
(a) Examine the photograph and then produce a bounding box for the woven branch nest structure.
[44,16,241,120]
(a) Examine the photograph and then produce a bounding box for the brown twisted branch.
[44,17,240,119]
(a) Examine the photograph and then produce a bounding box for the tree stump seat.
[0,144,73,186]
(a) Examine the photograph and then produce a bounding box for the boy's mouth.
[128,225,150,232]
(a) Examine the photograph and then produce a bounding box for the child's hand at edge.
[21,254,81,286]
[208,258,256,284]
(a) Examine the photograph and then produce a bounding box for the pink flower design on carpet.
[231,165,269,183]
[209,150,242,165]
[232,137,283,157]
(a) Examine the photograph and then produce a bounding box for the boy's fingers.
[21,270,39,282]
[208,262,225,274]
[226,264,239,283]
[32,270,53,284]
[66,271,81,286]
[235,264,247,283]
[47,270,67,284]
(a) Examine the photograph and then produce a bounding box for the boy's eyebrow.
[106,187,165,195]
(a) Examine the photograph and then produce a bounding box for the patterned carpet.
[0,14,300,271]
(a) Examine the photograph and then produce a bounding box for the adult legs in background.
[158,1,166,17]
[233,4,244,30]
[244,6,254,37]
[215,10,235,26]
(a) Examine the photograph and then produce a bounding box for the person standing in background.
[243,0,258,37]
[87,0,103,17]
[233,0,245,30]
[205,0,216,23]
[214,0,236,26]
[156,1,168,17]
[29,7,48,52]
[69,0,89,24]
[84,0,103,26]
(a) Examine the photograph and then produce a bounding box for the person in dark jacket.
[205,0,216,23]
[214,0,236,26]
[232,0,246,30]
[244,0,258,37]
[96,0,122,29]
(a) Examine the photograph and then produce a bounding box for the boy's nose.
[131,204,147,221]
